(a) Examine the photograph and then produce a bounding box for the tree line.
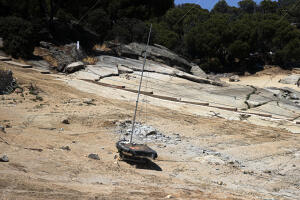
[0,0,299,73]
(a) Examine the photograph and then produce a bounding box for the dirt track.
[0,64,299,199]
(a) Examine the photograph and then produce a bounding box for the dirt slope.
[0,64,299,199]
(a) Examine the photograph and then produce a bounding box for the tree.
[152,22,179,50]
[229,40,250,59]
[212,0,230,13]
[238,0,257,14]
[87,8,111,41]
[107,18,150,44]
[260,0,279,14]
[276,38,300,68]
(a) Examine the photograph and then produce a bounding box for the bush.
[276,38,300,68]
[0,16,36,58]
[0,69,16,95]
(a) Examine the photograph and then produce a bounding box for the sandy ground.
[0,64,300,199]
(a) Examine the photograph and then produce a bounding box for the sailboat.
[116,24,158,162]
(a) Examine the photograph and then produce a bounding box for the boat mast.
[129,24,152,144]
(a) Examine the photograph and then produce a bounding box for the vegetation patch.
[0,69,17,95]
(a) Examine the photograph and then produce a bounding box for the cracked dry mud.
[0,63,300,200]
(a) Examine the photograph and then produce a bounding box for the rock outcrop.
[118,64,133,74]
[86,64,118,79]
[279,74,300,85]
[96,55,225,86]
[190,64,207,78]
[106,42,198,73]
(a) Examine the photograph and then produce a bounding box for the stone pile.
[116,120,181,145]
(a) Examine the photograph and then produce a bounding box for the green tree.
[238,0,257,14]
[229,40,250,59]
[152,23,179,50]
[0,16,36,58]
[259,0,279,14]
[87,8,111,41]
[107,18,150,44]
[212,0,231,13]
[276,38,300,68]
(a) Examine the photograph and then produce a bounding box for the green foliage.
[152,23,179,50]
[0,16,36,58]
[276,38,300,67]
[87,8,111,41]
[107,18,150,44]
[212,0,230,13]
[1,0,300,72]
[238,0,257,14]
[229,40,250,59]
[260,0,279,14]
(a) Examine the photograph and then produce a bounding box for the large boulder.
[65,62,85,73]
[106,42,194,72]
[279,74,300,85]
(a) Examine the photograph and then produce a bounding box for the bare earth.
[0,64,299,200]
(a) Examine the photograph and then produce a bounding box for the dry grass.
[83,56,98,65]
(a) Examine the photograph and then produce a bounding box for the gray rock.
[97,56,224,86]
[176,71,225,86]
[265,87,300,101]
[0,155,9,162]
[65,62,85,73]
[118,64,134,74]
[107,42,193,72]
[229,75,240,82]
[279,74,300,85]
[190,64,207,78]
[86,64,118,78]
[27,60,50,70]
[70,71,100,81]
[88,153,100,160]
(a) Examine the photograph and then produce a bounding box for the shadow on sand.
[123,158,162,171]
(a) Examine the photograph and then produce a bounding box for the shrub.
[0,16,36,58]
[0,69,16,95]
